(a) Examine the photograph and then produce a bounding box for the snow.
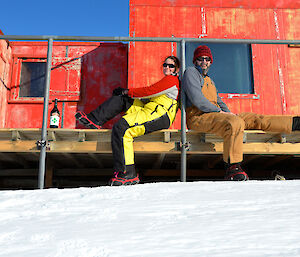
[1,180,300,257]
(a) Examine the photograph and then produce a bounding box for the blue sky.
[1,0,129,36]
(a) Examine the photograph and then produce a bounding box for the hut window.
[19,62,46,97]
[185,43,254,94]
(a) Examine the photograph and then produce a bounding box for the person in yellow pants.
[182,45,300,181]
[76,56,180,185]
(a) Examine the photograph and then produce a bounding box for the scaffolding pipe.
[0,35,300,45]
[180,40,187,182]
[38,38,53,189]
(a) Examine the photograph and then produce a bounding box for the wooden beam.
[15,153,31,168]
[45,164,53,188]
[0,141,39,152]
[153,154,166,169]
[243,142,300,154]
[142,169,224,177]
[189,142,300,155]
[242,155,261,165]
[0,169,37,176]
[261,155,291,169]
[0,139,300,155]
[0,152,16,162]
[61,153,85,168]
[55,168,111,176]
[207,156,223,169]
[87,153,104,168]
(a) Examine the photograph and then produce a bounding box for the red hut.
[0,0,299,188]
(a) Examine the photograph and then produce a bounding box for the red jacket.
[128,75,180,101]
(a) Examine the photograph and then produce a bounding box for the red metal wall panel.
[4,42,128,129]
[129,0,300,124]
[132,0,300,9]
[281,10,300,114]
[76,44,128,129]
[0,39,12,128]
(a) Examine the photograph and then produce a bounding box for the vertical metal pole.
[38,38,53,189]
[180,39,187,182]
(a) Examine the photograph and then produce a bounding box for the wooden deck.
[0,128,299,189]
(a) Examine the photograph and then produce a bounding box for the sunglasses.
[197,57,211,62]
[163,63,176,68]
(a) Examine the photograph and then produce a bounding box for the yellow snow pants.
[112,94,178,172]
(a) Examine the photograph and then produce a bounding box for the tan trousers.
[186,110,293,163]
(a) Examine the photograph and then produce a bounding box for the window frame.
[183,43,260,100]
[9,55,82,103]
[9,57,47,103]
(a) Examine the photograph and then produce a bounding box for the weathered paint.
[129,0,300,122]
[76,43,128,129]
[1,1,299,129]
[0,37,12,128]
[3,42,128,129]
[132,0,300,9]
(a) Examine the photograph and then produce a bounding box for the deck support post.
[38,38,53,189]
[180,39,187,182]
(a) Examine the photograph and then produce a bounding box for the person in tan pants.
[182,45,300,181]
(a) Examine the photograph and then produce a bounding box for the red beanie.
[193,45,213,63]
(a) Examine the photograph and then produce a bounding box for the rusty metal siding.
[5,42,128,129]
[129,0,300,123]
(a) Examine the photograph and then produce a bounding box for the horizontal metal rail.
[0,35,300,44]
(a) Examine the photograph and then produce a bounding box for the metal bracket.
[175,141,191,151]
[36,140,50,150]
[243,133,247,143]
[280,134,287,144]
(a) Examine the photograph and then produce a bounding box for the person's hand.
[113,87,129,96]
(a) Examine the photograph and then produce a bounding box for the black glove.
[112,87,128,96]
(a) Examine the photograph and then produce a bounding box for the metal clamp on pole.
[36,140,50,150]
[175,141,191,151]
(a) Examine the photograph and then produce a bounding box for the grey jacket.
[182,66,230,113]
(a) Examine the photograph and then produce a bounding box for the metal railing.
[1,35,300,188]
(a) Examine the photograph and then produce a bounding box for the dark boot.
[109,165,140,186]
[225,163,249,181]
[75,111,101,129]
[76,95,134,129]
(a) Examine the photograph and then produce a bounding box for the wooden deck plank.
[0,139,299,155]
[0,129,299,154]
